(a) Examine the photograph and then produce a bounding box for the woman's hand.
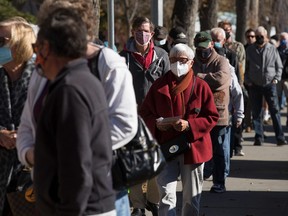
[173,119,190,132]
[0,130,17,150]
[156,122,172,131]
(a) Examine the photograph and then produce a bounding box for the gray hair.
[210,27,226,40]
[169,43,194,60]
[255,26,267,36]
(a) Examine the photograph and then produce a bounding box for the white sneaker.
[263,111,270,121]
[235,150,245,156]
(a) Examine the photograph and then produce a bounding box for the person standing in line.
[243,28,256,133]
[218,20,246,86]
[153,26,168,50]
[210,27,245,157]
[277,32,288,125]
[245,26,287,146]
[32,8,116,215]
[139,43,219,216]
[193,31,231,193]
[0,17,36,215]
[119,16,170,216]
[16,0,138,216]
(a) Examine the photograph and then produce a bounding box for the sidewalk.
[145,108,288,216]
[199,108,288,216]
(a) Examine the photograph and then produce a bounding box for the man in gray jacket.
[245,26,287,146]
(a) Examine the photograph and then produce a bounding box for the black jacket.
[119,38,170,105]
[34,58,115,215]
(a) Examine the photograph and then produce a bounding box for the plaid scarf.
[0,58,35,130]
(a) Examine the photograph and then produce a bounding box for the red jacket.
[139,71,219,164]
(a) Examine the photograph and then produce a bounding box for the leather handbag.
[112,116,166,190]
[160,133,191,161]
[6,166,35,216]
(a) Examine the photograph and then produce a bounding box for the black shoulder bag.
[88,49,166,190]
[112,116,166,190]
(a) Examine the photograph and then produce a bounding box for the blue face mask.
[214,42,223,48]
[280,39,287,47]
[0,46,13,66]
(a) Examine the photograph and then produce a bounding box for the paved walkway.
[144,108,288,216]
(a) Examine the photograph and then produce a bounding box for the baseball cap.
[194,31,212,48]
[154,26,168,40]
[169,26,188,44]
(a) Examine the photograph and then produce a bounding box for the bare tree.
[271,0,288,33]
[259,0,272,33]
[236,0,249,44]
[247,0,259,29]
[171,0,199,47]
[199,0,218,31]
[92,0,101,38]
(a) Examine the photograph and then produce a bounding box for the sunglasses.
[0,37,9,47]
[246,35,255,38]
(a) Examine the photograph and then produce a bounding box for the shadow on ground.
[174,190,288,216]
[229,159,288,180]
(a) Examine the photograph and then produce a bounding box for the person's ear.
[41,40,50,58]
[210,41,214,47]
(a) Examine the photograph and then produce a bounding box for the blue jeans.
[204,126,230,185]
[115,190,130,216]
[249,83,285,142]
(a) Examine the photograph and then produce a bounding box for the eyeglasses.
[0,37,9,47]
[169,57,189,64]
[246,35,255,38]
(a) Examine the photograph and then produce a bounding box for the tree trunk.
[186,0,199,47]
[271,0,288,33]
[199,0,218,31]
[122,0,139,37]
[247,0,259,29]
[236,0,249,44]
[92,0,101,38]
[171,0,199,47]
[259,0,271,33]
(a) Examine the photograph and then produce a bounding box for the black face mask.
[214,46,226,56]
[255,35,265,45]
[196,48,212,60]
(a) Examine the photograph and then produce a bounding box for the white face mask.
[170,61,189,77]
[154,38,167,46]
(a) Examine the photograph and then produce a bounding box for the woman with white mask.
[139,43,219,216]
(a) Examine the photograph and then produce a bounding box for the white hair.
[255,26,267,37]
[169,43,194,60]
[210,27,226,40]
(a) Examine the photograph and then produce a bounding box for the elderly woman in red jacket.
[139,43,219,216]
